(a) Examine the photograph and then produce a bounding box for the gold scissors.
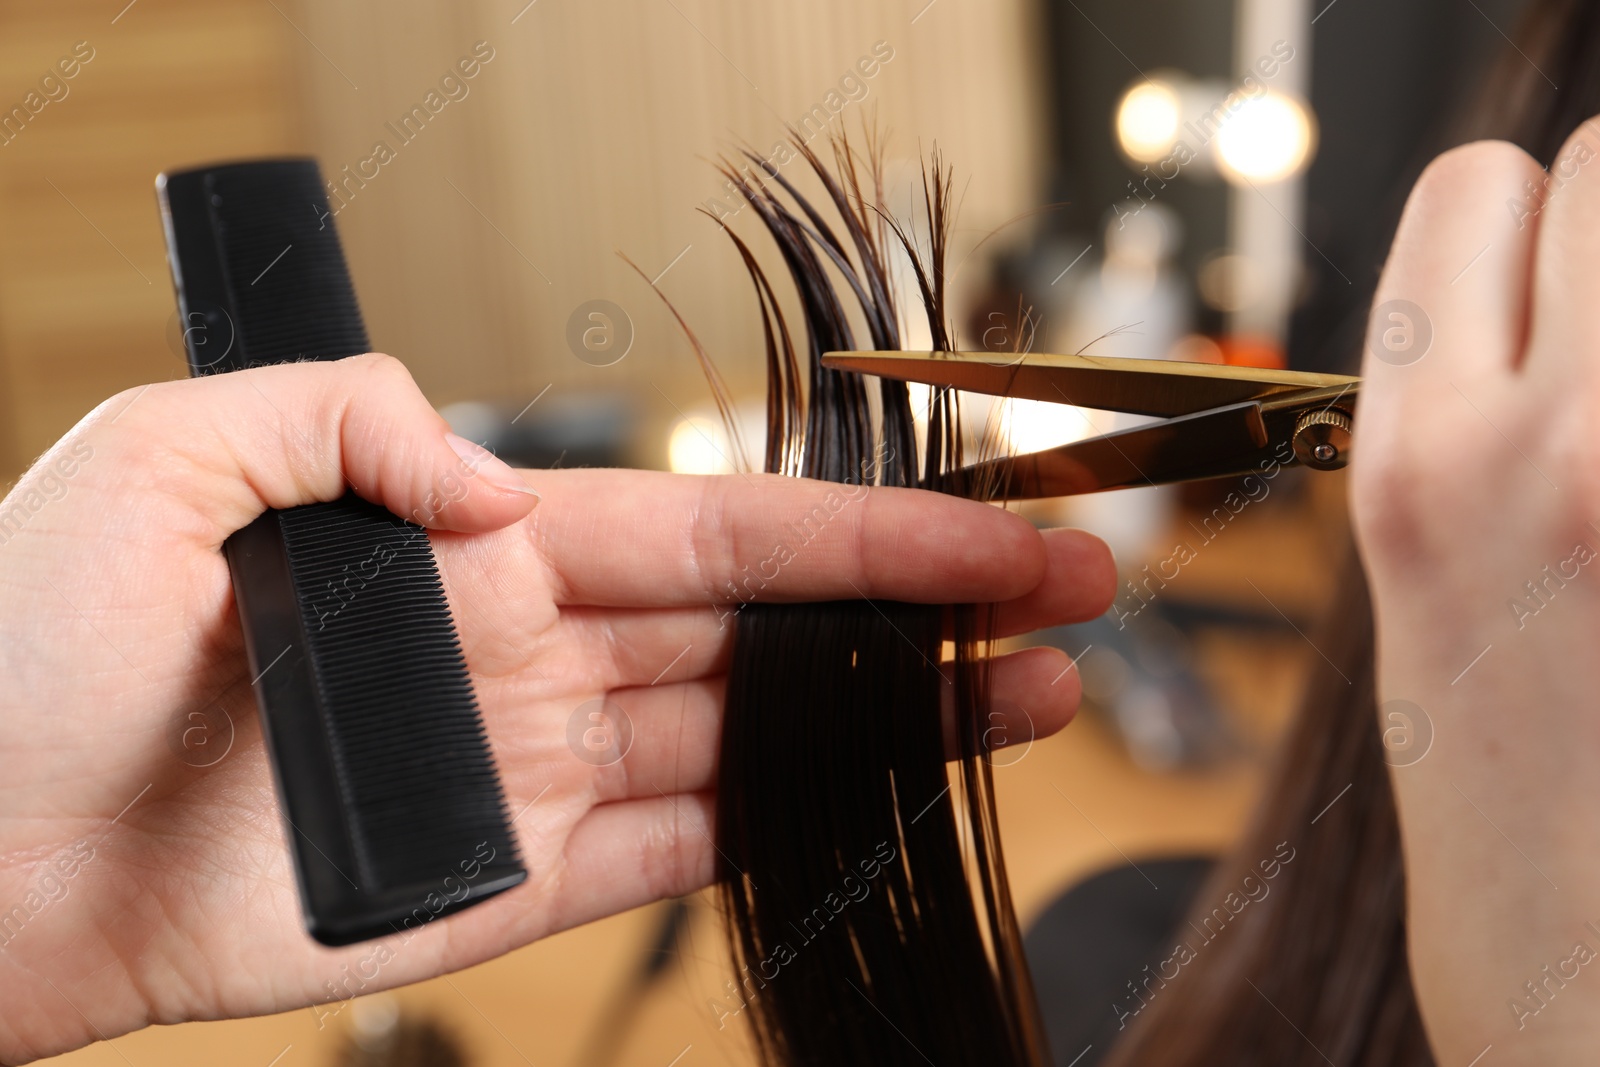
[821,350,1360,497]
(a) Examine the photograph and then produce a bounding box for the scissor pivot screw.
[1293,408,1353,471]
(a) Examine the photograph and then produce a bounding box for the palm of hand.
[0,489,719,1058]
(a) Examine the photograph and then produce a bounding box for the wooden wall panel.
[0,0,304,479]
[0,0,1049,478]
[288,0,1048,464]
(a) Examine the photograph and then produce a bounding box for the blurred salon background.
[0,0,1524,1063]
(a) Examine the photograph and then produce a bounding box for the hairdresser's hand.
[1353,131,1600,1064]
[0,354,1113,1062]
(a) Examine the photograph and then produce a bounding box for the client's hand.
[0,353,1114,1063]
[1353,131,1600,1064]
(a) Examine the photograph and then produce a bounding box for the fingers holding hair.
[528,468,1054,609]
[561,642,1083,805]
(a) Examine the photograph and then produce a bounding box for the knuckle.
[834,480,874,592]
[594,615,629,693]
[93,380,175,431]
[690,476,732,603]
[348,351,416,394]
[82,381,195,474]
[1349,429,1454,566]
[1546,403,1600,510]
[596,733,634,804]
[637,808,692,900]
[1395,140,1542,252]
[1349,461,1423,564]
[1414,139,1538,203]
[1554,117,1600,180]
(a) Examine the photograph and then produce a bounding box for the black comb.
[157,159,526,946]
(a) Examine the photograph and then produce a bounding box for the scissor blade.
[823,350,1358,419]
[964,400,1279,497]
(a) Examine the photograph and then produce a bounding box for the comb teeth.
[206,162,369,363]
[160,159,526,945]
[279,498,519,889]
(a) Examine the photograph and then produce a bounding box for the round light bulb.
[1115,80,1182,164]
[1215,91,1315,184]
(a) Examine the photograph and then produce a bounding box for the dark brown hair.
[642,132,1047,1066]
[1099,553,1432,1066]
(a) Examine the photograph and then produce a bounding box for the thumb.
[92,353,539,539]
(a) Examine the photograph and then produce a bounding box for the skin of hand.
[0,353,1115,1062]
[1353,128,1600,1062]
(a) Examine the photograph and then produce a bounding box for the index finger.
[524,468,1050,608]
